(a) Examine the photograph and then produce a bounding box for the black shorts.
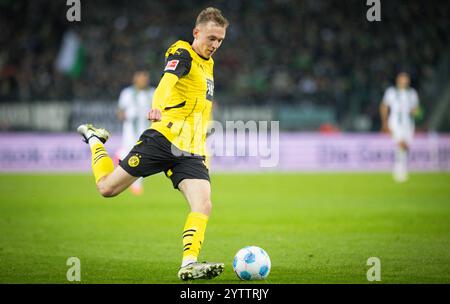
[119,129,210,189]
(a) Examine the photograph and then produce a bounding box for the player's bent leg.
[96,166,139,197]
[177,179,223,280]
[77,123,139,197]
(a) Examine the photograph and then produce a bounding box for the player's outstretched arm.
[148,73,179,122]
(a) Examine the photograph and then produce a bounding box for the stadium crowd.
[1,0,449,129]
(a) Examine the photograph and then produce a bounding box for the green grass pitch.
[0,173,449,283]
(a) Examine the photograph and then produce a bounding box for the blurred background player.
[116,70,155,195]
[380,72,420,182]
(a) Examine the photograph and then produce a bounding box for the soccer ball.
[232,246,271,280]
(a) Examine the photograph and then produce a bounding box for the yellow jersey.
[150,40,214,156]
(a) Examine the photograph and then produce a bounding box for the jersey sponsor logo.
[128,154,140,167]
[165,59,179,71]
[206,79,214,101]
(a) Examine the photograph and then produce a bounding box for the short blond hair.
[196,7,229,28]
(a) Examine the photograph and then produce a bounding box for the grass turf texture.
[0,173,449,284]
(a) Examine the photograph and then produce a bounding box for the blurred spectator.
[0,0,449,131]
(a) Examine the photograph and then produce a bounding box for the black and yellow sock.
[90,142,114,183]
[182,212,209,266]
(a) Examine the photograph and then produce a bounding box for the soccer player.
[380,72,420,182]
[116,70,155,195]
[77,7,228,280]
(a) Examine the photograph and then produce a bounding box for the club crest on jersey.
[128,154,141,167]
[165,60,179,71]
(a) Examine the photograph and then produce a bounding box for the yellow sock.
[90,142,114,183]
[182,212,209,265]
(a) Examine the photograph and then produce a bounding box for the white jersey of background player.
[380,72,419,182]
[116,71,155,195]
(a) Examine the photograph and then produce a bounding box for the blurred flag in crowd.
[55,30,85,79]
